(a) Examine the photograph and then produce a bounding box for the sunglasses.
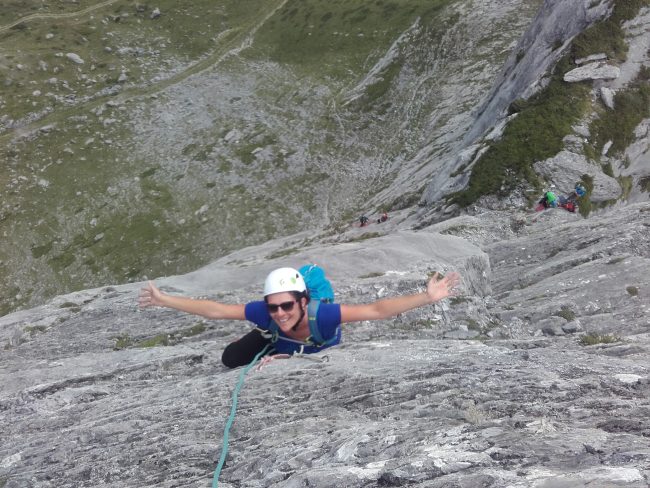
[266,300,297,313]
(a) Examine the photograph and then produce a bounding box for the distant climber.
[570,182,587,201]
[538,190,558,209]
[558,183,586,213]
[558,197,576,213]
[138,267,461,369]
[359,215,369,227]
[377,212,388,224]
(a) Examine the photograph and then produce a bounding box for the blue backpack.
[299,264,334,303]
[267,264,337,348]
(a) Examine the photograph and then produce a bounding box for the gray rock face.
[462,0,612,144]
[422,0,613,205]
[600,86,616,109]
[1,203,649,488]
[563,63,621,82]
[2,2,650,487]
[575,53,607,65]
[484,203,650,339]
[611,8,650,90]
[622,119,650,203]
[534,150,621,201]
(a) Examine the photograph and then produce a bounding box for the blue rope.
[212,344,272,488]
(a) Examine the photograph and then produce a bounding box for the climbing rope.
[212,344,272,488]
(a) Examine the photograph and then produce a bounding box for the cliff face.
[1,201,648,488]
[464,0,613,144]
[2,2,650,486]
[444,0,616,206]
[421,0,650,218]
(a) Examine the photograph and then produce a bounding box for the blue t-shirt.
[245,301,342,354]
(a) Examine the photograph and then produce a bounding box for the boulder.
[600,87,615,109]
[65,53,85,64]
[564,63,620,83]
[534,150,621,202]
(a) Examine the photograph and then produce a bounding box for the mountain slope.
[0,0,542,315]
[1,3,650,485]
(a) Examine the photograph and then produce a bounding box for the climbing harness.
[212,343,272,488]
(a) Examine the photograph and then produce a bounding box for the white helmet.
[263,267,306,296]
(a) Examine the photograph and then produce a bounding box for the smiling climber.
[138,267,461,368]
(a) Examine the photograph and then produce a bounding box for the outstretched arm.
[138,281,246,320]
[339,272,460,324]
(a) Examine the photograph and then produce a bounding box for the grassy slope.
[0,0,455,315]
[0,0,285,313]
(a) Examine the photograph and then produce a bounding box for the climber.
[359,215,369,227]
[538,190,558,209]
[556,182,586,213]
[377,212,388,224]
[558,198,576,213]
[569,182,586,201]
[138,267,461,369]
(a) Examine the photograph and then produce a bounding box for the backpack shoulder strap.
[265,301,338,348]
[307,300,323,344]
[306,301,338,347]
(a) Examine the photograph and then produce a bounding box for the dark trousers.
[221,329,273,369]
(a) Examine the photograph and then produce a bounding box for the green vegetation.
[639,177,650,193]
[618,175,633,201]
[449,296,469,305]
[0,0,270,124]
[572,19,624,62]
[602,162,614,177]
[359,271,385,279]
[553,306,576,322]
[346,232,381,242]
[608,0,650,28]
[114,333,132,349]
[578,174,594,218]
[138,333,171,348]
[452,0,649,207]
[114,322,206,350]
[253,0,452,79]
[579,333,621,346]
[387,191,422,211]
[466,318,480,331]
[0,0,464,315]
[575,0,650,158]
[573,0,650,61]
[590,81,650,155]
[451,56,590,206]
[626,286,639,297]
[24,324,47,335]
[359,59,403,111]
[440,224,476,235]
[266,246,300,260]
